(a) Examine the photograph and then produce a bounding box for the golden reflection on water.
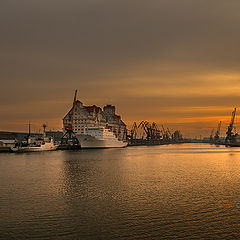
[1,144,240,239]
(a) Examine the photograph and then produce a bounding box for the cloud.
[1,0,240,136]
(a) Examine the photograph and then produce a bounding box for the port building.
[63,101,127,140]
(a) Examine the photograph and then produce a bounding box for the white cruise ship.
[76,126,127,148]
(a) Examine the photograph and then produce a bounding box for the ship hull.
[76,134,127,148]
[225,142,240,147]
[225,134,240,147]
[11,145,58,152]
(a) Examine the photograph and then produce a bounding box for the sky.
[1,0,240,137]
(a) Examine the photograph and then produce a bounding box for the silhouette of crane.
[61,90,79,145]
[214,121,222,142]
[225,108,237,142]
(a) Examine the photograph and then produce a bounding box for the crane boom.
[231,108,236,125]
[214,121,221,141]
[71,90,78,125]
[73,89,77,106]
[226,107,237,142]
[216,121,221,136]
[61,90,79,146]
[131,122,138,139]
[210,128,214,140]
[138,121,151,139]
[167,127,172,139]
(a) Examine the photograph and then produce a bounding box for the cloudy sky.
[1,0,240,137]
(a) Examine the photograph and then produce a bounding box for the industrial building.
[63,101,127,141]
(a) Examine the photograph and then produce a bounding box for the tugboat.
[11,123,58,152]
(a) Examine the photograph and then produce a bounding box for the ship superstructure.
[76,126,127,148]
[11,123,58,152]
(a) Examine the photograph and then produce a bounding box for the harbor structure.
[63,100,127,141]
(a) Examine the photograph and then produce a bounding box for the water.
[1,144,240,239]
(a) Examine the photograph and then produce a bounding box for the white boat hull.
[76,134,127,148]
[11,145,58,152]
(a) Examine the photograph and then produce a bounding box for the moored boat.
[11,137,58,152]
[225,134,240,147]
[76,126,127,148]
[11,123,58,152]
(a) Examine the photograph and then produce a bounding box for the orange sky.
[1,0,240,137]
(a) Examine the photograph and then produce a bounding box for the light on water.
[1,144,240,239]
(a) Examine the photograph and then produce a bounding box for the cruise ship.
[76,126,127,148]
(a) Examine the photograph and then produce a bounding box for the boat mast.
[27,121,31,144]
[28,121,31,137]
[42,123,47,138]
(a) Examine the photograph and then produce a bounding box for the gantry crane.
[138,121,152,140]
[130,122,138,140]
[61,90,79,145]
[209,128,215,142]
[167,127,172,140]
[172,130,183,142]
[214,121,222,142]
[225,107,237,142]
[151,122,161,139]
[162,125,171,141]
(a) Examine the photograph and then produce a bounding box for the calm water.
[1,144,240,239]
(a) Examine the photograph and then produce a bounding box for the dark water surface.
[1,144,240,239]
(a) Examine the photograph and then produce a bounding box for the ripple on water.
[0,144,240,239]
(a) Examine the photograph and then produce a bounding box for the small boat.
[11,137,58,152]
[11,122,58,152]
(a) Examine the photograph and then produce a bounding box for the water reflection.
[59,144,240,239]
[1,144,240,239]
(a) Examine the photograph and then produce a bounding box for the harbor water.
[1,144,240,239]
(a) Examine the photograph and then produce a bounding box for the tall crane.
[162,125,170,141]
[214,121,222,142]
[151,122,161,139]
[167,127,172,140]
[209,128,214,142]
[42,123,47,138]
[138,121,152,140]
[225,107,237,142]
[172,130,183,142]
[61,90,79,146]
[130,122,138,140]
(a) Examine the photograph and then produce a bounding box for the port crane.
[162,125,171,141]
[151,122,161,139]
[138,121,152,140]
[130,122,138,140]
[167,127,172,140]
[138,121,164,140]
[127,121,183,144]
[172,130,183,142]
[225,107,237,142]
[42,123,47,137]
[214,121,222,142]
[61,90,79,145]
[209,128,215,142]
